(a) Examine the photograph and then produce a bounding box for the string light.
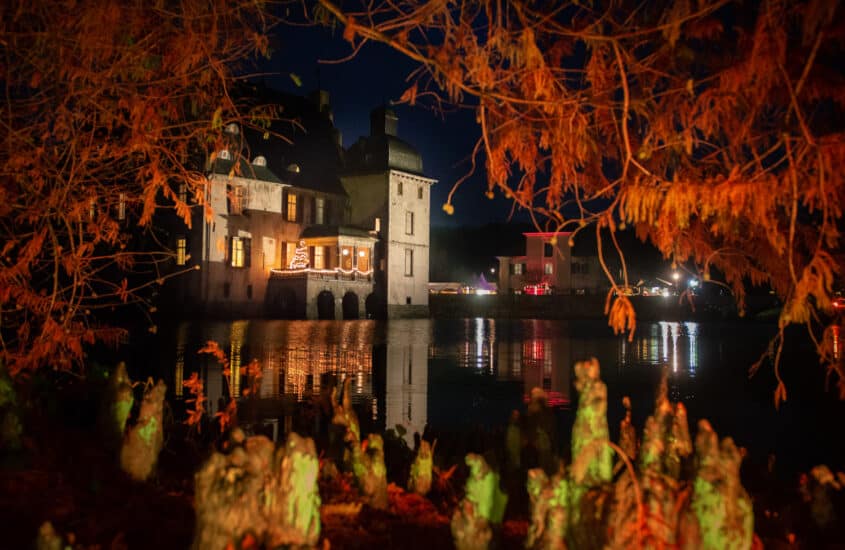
[271,267,374,277]
[288,240,309,269]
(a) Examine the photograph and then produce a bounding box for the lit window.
[398,181,403,195]
[285,242,296,267]
[176,237,187,266]
[231,236,250,268]
[341,246,354,270]
[315,197,325,224]
[405,249,413,276]
[417,186,423,199]
[118,193,126,221]
[405,211,414,235]
[514,263,523,275]
[357,248,370,272]
[313,246,325,269]
[177,183,187,204]
[286,193,297,222]
[544,262,553,275]
[219,149,231,160]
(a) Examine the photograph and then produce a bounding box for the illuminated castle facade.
[163,90,435,319]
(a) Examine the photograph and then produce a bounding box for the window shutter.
[244,238,252,268]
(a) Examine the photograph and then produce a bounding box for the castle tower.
[341,106,435,318]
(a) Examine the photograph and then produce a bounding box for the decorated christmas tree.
[289,240,309,269]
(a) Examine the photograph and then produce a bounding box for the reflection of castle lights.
[670,322,679,372]
[685,322,699,375]
[488,320,496,373]
[475,318,485,369]
[229,320,248,398]
[624,321,698,377]
[175,322,188,397]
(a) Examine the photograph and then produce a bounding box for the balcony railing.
[270,267,373,282]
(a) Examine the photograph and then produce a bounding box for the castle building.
[162,91,435,319]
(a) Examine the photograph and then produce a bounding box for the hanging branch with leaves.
[316,0,845,401]
[0,1,282,375]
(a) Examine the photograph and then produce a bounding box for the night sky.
[264,22,527,228]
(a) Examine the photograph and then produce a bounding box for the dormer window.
[287,163,301,174]
[225,123,239,135]
[219,149,231,160]
[253,155,267,167]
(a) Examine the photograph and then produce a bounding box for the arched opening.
[365,292,386,320]
[265,281,302,319]
[317,290,335,320]
[342,292,359,320]
[277,288,299,319]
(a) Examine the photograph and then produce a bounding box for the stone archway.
[365,292,385,320]
[317,290,335,320]
[277,287,299,319]
[342,292,359,320]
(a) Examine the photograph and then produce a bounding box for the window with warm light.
[177,183,187,204]
[313,245,325,269]
[357,248,370,272]
[513,263,523,275]
[341,246,353,270]
[405,211,414,235]
[117,193,126,221]
[544,262,553,275]
[231,236,250,268]
[176,237,186,266]
[285,242,296,267]
[405,249,413,276]
[286,192,297,222]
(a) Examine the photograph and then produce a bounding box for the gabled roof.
[233,84,347,197]
[210,158,282,184]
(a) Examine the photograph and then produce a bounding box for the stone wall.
[429,294,712,321]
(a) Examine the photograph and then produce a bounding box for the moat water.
[125,318,844,474]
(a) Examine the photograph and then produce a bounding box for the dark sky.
[263,22,527,227]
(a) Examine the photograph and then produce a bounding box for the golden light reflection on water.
[173,319,700,428]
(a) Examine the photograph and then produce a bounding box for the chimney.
[309,89,333,121]
[370,106,398,137]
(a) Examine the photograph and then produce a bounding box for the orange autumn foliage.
[0,1,276,375]
[318,0,845,400]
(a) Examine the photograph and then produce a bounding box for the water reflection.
[620,321,700,375]
[386,322,429,445]
[166,318,704,433]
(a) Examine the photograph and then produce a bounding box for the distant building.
[161,90,435,319]
[497,232,605,295]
